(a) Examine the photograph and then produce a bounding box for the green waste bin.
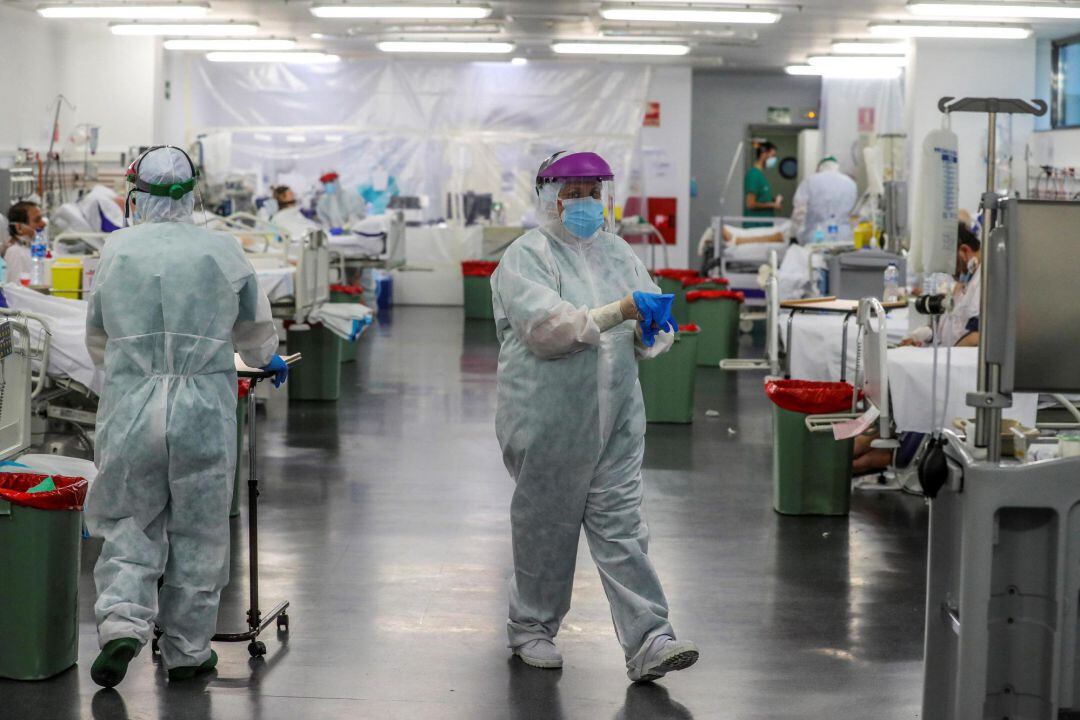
[639,325,700,423]
[462,261,498,320]
[652,269,699,325]
[687,289,743,367]
[231,381,249,518]
[330,285,364,363]
[0,473,88,680]
[287,323,342,401]
[766,379,855,516]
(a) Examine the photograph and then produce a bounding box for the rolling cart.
[153,354,300,659]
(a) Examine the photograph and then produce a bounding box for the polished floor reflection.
[2,307,928,719]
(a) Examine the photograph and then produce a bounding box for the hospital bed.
[0,288,99,456]
[719,249,781,375]
[705,216,790,311]
[326,211,407,279]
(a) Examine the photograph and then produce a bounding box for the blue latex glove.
[262,355,289,388]
[632,291,679,347]
[329,227,345,236]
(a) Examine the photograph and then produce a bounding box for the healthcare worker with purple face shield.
[491,151,698,683]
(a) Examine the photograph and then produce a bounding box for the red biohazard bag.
[653,268,700,281]
[461,261,499,277]
[764,379,857,415]
[329,284,363,296]
[685,289,745,304]
[682,276,729,288]
[679,324,701,333]
[0,474,88,511]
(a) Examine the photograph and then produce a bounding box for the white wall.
[640,66,693,264]
[906,38,1037,218]
[0,6,160,157]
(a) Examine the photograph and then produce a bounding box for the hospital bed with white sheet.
[0,286,100,456]
[719,249,781,375]
[704,217,790,311]
[326,211,407,278]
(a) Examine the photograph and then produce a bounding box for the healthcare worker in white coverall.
[492,151,699,682]
[85,146,289,687]
[791,156,858,245]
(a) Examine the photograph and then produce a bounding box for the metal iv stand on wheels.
[153,357,300,660]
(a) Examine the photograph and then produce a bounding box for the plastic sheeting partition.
[181,58,652,225]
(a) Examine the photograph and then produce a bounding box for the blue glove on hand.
[262,355,289,389]
[632,291,679,347]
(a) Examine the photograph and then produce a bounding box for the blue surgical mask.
[561,197,605,239]
[765,156,778,169]
[324,181,338,196]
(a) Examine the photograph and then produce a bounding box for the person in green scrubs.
[744,141,783,228]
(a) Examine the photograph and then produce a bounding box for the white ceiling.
[8,0,1080,69]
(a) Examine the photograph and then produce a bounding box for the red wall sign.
[644,101,661,127]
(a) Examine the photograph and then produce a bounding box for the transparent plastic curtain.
[181,57,652,224]
[820,76,906,178]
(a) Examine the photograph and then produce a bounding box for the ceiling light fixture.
[552,41,691,56]
[510,56,528,65]
[907,2,1080,20]
[600,7,780,24]
[376,40,514,53]
[164,38,297,50]
[311,4,492,20]
[831,40,907,54]
[868,22,1032,39]
[786,64,903,79]
[38,2,210,19]
[206,51,341,63]
[111,22,259,36]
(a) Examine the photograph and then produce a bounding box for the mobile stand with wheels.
[153,356,300,660]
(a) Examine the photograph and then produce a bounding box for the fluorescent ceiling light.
[869,22,1032,38]
[786,64,903,79]
[38,3,209,19]
[552,42,690,56]
[600,7,781,24]
[907,2,1080,20]
[324,134,345,142]
[111,22,259,36]
[164,38,297,50]
[253,133,273,142]
[808,54,907,69]
[206,51,341,63]
[831,41,907,54]
[286,135,307,143]
[376,40,514,53]
[510,56,528,65]
[311,4,491,20]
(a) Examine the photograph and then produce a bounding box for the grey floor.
[3,306,929,719]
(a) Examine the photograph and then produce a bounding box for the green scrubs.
[744,165,774,228]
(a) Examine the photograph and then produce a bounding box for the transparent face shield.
[538,178,615,240]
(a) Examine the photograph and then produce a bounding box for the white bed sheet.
[781,307,910,382]
[887,346,1038,433]
[256,267,295,302]
[2,284,103,393]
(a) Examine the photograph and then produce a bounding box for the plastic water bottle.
[883,263,901,302]
[813,225,825,244]
[826,213,840,244]
[29,231,47,287]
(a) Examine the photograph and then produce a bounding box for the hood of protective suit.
[132,146,196,224]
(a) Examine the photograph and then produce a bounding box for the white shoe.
[513,639,563,669]
[627,636,699,683]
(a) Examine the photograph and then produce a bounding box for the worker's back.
[91,221,260,377]
[799,170,858,244]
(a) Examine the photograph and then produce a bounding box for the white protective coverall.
[84,147,278,669]
[492,182,680,677]
[792,162,858,245]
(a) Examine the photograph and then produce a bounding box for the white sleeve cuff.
[589,301,627,333]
